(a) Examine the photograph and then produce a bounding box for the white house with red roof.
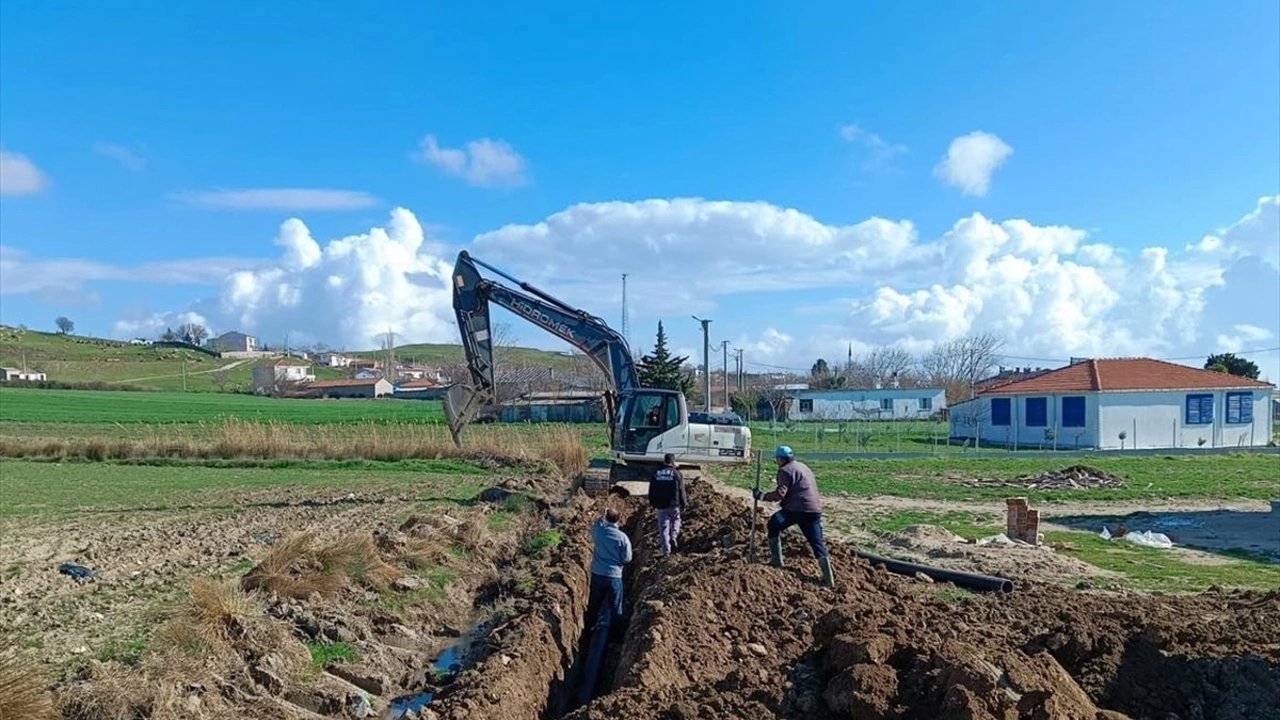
[950,358,1275,450]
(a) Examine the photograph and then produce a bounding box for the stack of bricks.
[1005,497,1040,544]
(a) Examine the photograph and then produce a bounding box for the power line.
[743,346,1280,373]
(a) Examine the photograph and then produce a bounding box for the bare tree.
[211,366,233,392]
[919,332,1005,405]
[862,345,914,387]
[177,322,208,346]
[55,316,74,335]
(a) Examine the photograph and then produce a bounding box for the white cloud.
[93,142,146,171]
[471,196,1279,376]
[172,188,380,211]
[1188,194,1280,271]
[473,198,922,318]
[934,131,1013,197]
[112,310,209,340]
[414,134,527,187]
[0,147,48,196]
[213,208,457,349]
[1217,324,1274,353]
[0,245,257,296]
[838,124,908,170]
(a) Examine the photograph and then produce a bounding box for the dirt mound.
[967,465,1127,490]
[885,524,967,548]
[555,480,1280,720]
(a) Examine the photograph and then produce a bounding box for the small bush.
[308,641,358,668]
[525,530,562,556]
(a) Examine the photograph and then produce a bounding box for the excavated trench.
[424,481,1280,720]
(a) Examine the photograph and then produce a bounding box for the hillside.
[0,327,576,392]
[346,342,579,369]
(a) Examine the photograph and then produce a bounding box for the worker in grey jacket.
[753,445,835,587]
[585,507,633,628]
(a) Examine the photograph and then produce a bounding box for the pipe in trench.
[856,550,1015,594]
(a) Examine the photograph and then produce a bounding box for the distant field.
[723,454,1280,503]
[0,458,487,518]
[749,420,953,453]
[0,387,445,424]
[0,326,574,392]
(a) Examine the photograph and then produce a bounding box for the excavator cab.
[615,389,684,454]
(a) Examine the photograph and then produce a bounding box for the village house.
[315,352,352,368]
[308,378,393,399]
[211,331,258,353]
[251,358,316,395]
[499,390,607,423]
[393,377,447,401]
[949,357,1275,450]
[785,387,948,421]
[0,367,47,382]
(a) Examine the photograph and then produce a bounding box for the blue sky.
[2,2,1278,378]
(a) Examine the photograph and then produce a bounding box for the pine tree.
[637,321,693,393]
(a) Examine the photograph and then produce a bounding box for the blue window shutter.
[1026,397,1048,427]
[1062,397,1085,427]
[1226,392,1252,424]
[991,398,1010,426]
[1185,394,1213,425]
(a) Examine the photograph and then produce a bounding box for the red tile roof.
[398,378,441,389]
[979,358,1274,395]
[308,378,385,389]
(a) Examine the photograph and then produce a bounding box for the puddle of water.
[384,642,467,718]
[386,692,433,719]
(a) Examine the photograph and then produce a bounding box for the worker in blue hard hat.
[753,445,834,588]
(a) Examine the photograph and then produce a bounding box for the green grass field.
[723,454,1280,503]
[0,326,573,392]
[0,458,485,518]
[0,387,445,424]
[853,508,1280,592]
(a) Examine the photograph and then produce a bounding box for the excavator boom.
[444,251,638,444]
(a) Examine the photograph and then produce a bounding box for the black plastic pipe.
[856,550,1015,593]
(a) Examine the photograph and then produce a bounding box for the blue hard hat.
[774,445,794,459]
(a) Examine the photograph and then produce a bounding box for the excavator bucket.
[443,383,482,447]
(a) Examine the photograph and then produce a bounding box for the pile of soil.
[965,465,1128,490]
[549,481,1279,720]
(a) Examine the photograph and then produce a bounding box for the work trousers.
[767,510,829,559]
[584,572,624,630]
[656,507,682,555]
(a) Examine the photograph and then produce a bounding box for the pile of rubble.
[966,465,1127,490]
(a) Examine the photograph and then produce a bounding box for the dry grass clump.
[540,425,589,479]
[401,537,453,569]
[62,577,308,720]
[241,532,401,600]
[0,643,56,720]
[161,579,256,649]
[0,418,594,477]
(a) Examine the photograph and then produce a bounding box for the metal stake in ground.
[748,449,761,562]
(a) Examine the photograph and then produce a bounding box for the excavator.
[442,251,752,484]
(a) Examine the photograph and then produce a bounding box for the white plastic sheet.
[1098,526,1173,549]
[977,533,1016,546]
[1120,530,1174,549]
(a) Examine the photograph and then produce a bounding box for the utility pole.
[621,273,630,352]
[720,340,730,411]
[691,316,711,412]
[734,348,744,391]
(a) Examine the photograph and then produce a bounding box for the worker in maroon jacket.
[753,445,835,588]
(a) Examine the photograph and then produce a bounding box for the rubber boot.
[768,537,784,568]
[819,556,835,588]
